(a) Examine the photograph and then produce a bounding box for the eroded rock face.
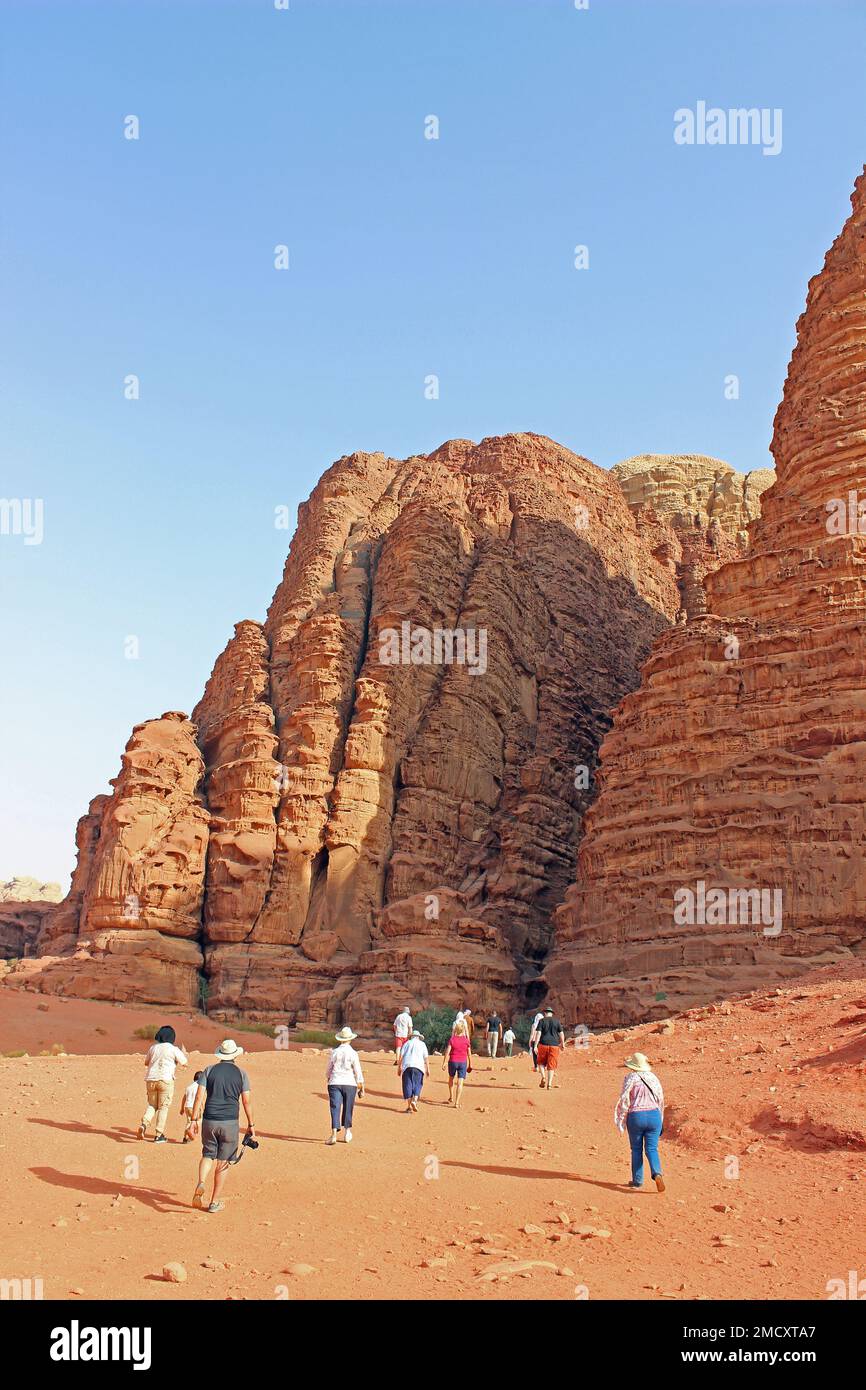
[21,427,779,1023]
[30,717,209,1007]
[201,434,683,1022]
[546,167,866,1026]
[26,433,696,1022]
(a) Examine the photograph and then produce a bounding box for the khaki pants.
[142,1078,174,1134]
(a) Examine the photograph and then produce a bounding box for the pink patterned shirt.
[614,1071,664,1132]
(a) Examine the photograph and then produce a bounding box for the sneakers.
[326,1134,337,1146]
[344,1129,353,1143]
[136,1124,146,1141]
[192,1184,206,1210]
[208,1201,224,1214]
[153,1134,167,1144]
[654,1173,666,1193]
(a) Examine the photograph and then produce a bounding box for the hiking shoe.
[207,1201,224,1214]
[154,1134,167,1144]
[344,1129,353,1143]
[326,1134,337,1145]
[654,1174,666,1193]
[192,1184,206,1210]
[136,1124,146,1141]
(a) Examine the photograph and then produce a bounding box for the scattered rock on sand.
[162,1263,187,1283]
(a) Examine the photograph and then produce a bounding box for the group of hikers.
[136,1003,665,1214]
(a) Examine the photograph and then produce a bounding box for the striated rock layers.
[23,433,704,1022]
[547,167,866,1026]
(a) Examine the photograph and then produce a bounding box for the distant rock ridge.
[546,165,866,1025]
[0,878,63,903]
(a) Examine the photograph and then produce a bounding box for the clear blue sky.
[3,0,865,885]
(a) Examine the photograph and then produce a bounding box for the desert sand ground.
[2,967,865,1302]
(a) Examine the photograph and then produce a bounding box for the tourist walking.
[530,1007,564,1090]
[615,1052,665,1192]
[528,1008,544,1072]
[443,1017,471,1108]
[180,1070,203,1142]
[398,1028,430,1112]
[393,1006,413,1064]
[503,1024,515,1058]
[485,1012,503,1058]
[326,1025,365,1143]
[137,1025,188,1143]
[189,1039,255,1213]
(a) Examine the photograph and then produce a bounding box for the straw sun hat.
[624,1052,651,1072]
[215,1038,244,1060]
[335,1026,357,1043]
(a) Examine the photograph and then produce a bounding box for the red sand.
[2,966,865,1301]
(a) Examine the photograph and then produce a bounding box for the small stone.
[162,1263,187,1283]
[283,1263,316,1277]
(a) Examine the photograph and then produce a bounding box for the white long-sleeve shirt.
[144,1042,188,1083]
[326,1043,365,1088]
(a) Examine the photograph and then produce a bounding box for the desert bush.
[510,1015,535,1047]
[412,1006,460,1052]
[293,1028,336,1045]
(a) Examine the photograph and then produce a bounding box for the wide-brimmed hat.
[215,1038,244,1060]
[625,1052,651,1072]
[335,1026,357,1043]
[544,1006,554,1015]
[411,1028,424,1039]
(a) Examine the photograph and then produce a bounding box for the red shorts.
[536,1044,560,1070]
[395,1036,409,1050]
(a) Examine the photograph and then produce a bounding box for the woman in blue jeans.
[614,1052,665,1192]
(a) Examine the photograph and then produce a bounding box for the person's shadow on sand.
[30,1117,136,1145]
[441,1159,627,1193]
[31,1167,191,1213]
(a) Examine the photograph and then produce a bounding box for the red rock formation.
[201,435,683,1022]
[22,434,698,1023]
[28,717,209,1007]
[546,167,866,1026]
[18,429,777,1024]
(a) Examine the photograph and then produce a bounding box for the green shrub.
[413,1006,460,1052]
[510,1014,535,1047]
[198,974,210,1012]
[292,1028,335,1045]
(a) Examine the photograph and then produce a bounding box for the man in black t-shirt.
[189,1039,255,1213]
[485,1013,502,1059]
[530,1007,565,1090]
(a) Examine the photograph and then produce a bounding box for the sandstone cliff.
[18,433,706,1021]
[546,166,866,1025]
